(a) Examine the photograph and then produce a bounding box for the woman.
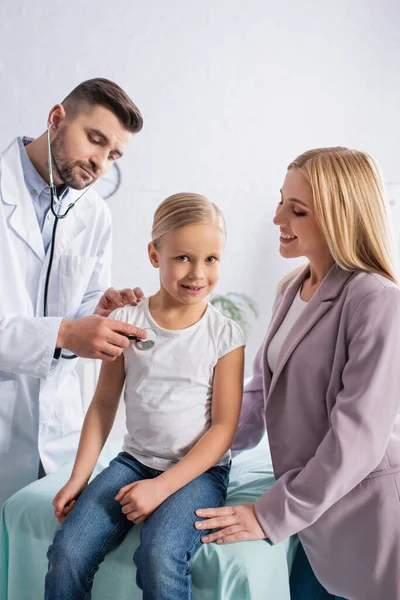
[195,147,400,599]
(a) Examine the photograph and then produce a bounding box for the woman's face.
[273,169,331,264]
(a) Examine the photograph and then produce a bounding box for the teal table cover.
[0,438,295,599]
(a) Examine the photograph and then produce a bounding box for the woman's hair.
[62,78,143,133]
[288,147,398,284]
[151,193,226,247]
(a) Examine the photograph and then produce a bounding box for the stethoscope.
[127,329,157,351]
[43,124,156,356]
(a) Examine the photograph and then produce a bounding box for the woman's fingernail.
[195,522,203,528]
[197,510,203,515]
[202,536,208,542]
[217,538,223,544]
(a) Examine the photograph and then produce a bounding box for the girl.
[45,193,245,600]
[196,147,400,600]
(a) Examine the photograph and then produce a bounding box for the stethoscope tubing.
[44,126,156,357]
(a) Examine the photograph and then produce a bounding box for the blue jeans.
[290,542,346,600]
[45,452,230,600]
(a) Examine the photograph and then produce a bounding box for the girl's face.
[148,222,225,305]
[273,169,330,263]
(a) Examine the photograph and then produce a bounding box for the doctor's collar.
[20,136,70,201]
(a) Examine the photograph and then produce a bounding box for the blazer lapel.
[267,264,355,398]
[258,266,309,396]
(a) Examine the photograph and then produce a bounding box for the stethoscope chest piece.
[128,328,157,351]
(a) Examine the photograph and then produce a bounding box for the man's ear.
[148,242,160,268]
[47,104,67,132]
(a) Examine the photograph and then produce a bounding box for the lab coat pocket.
[0,379,17,453]
[57,255,97,318]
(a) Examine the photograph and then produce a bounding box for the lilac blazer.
[233,264,400,599]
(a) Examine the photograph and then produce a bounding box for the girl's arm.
[53,355,125,521]
[116,346,244,522]
[70,355,125,482]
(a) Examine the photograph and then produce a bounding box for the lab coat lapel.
[267,264,354,398]
[1,139,45,262]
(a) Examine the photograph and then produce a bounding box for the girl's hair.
[288,147,398,284]
[151,193,226,247]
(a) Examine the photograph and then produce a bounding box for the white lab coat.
[0,138,112,507]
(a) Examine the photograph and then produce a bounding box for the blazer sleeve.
[232,288,284,454]
[255,286,400,543]
[231,337,267,454]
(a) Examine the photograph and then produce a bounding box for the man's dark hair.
[62,78,143,133]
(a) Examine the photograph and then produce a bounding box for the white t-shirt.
[267,289,307,373]
[110,298,246,471]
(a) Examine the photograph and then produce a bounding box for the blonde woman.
[45,193,245,600]
[196,148,400,600]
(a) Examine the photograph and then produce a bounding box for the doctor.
[0,78,145,508]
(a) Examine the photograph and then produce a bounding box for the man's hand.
[57,315,147,361]
[194,503,267,544]
[115,479,169,524]
[53,477,87,523]
[94,287,145,317]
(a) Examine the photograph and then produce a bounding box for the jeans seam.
[82,520,129,600]
[182,529,204,600]
[182,478,229,599]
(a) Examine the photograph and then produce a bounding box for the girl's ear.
[148,242,160,268]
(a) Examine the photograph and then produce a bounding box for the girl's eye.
[176,256,189,262]
[205,257,217,263]
[277,200,283,206]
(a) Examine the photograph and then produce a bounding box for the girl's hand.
[52,478,87,523]
[194,503,267,544]
[115,479,168,524]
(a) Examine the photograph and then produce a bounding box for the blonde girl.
[45,193,245,600]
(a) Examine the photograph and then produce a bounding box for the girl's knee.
[135,536,182,573]
[47,529,78,570]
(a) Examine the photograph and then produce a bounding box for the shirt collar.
[18,136,69,200]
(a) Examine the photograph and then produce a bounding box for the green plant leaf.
[209,292,258,333]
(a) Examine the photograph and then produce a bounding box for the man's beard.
[50,131,98,190]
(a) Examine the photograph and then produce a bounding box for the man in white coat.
[0,78,146,507]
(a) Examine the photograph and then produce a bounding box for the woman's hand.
[115,478,168,524]
[195,503,267,544]
[52,478,87,523]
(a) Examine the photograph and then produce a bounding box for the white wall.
[1,0,399,366]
